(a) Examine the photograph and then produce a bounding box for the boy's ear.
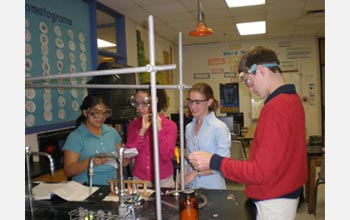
[258,65,268,77]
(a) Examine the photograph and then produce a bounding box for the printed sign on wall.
[25,0,92,131]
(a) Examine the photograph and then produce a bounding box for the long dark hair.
[76,95,106,126]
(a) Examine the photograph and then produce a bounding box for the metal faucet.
[25,145,55,200]
[88,152,119,195]
[88,148,128,207]
[118,147,126,202]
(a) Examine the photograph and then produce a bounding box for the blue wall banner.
[25,0,92,133]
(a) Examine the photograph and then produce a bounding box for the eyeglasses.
[129,96,151,108]
[88,108,112,118]
[186,98,208,105]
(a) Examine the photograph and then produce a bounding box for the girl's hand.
[184,171,197,186]
[142,113,152,129]
[157,115,162,131]
[141,114,162,130]
[93,156,109,166]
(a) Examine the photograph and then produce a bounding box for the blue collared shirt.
[63,124,122,185]
[185,111,231,189]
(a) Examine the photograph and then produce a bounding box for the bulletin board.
[25,0,92,133]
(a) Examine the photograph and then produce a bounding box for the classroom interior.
[22,0,329,219]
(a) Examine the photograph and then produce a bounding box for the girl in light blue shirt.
[183,83,231,189]
[63,95,122,186]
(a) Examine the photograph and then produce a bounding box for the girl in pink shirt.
[124,87,178,188]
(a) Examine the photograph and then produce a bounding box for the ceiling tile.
[97,0,325,45]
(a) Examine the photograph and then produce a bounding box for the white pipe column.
[178,32,185,190]
[148,15,162,220]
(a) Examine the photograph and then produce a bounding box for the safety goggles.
[87,108,112,118]
[129,96,151,108]
[240,63,279,86]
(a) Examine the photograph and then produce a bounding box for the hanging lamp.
[189,0,213,36]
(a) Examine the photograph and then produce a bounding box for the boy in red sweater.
[188,46,308,220]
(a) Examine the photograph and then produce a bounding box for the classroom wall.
[26,9,323,148]
[122,20,323,139]
[181,37,322,138]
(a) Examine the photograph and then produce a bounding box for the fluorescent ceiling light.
[225,0,265,8]
[236,21,266,35]
[97,38,116,48]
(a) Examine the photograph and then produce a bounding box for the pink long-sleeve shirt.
[125,114,178,181]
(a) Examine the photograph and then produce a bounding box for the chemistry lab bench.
[25,186,256,220]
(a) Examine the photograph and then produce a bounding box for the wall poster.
[219,83,240,113]
[25,0,92,133]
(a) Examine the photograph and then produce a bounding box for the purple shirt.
[125,114,178,181]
